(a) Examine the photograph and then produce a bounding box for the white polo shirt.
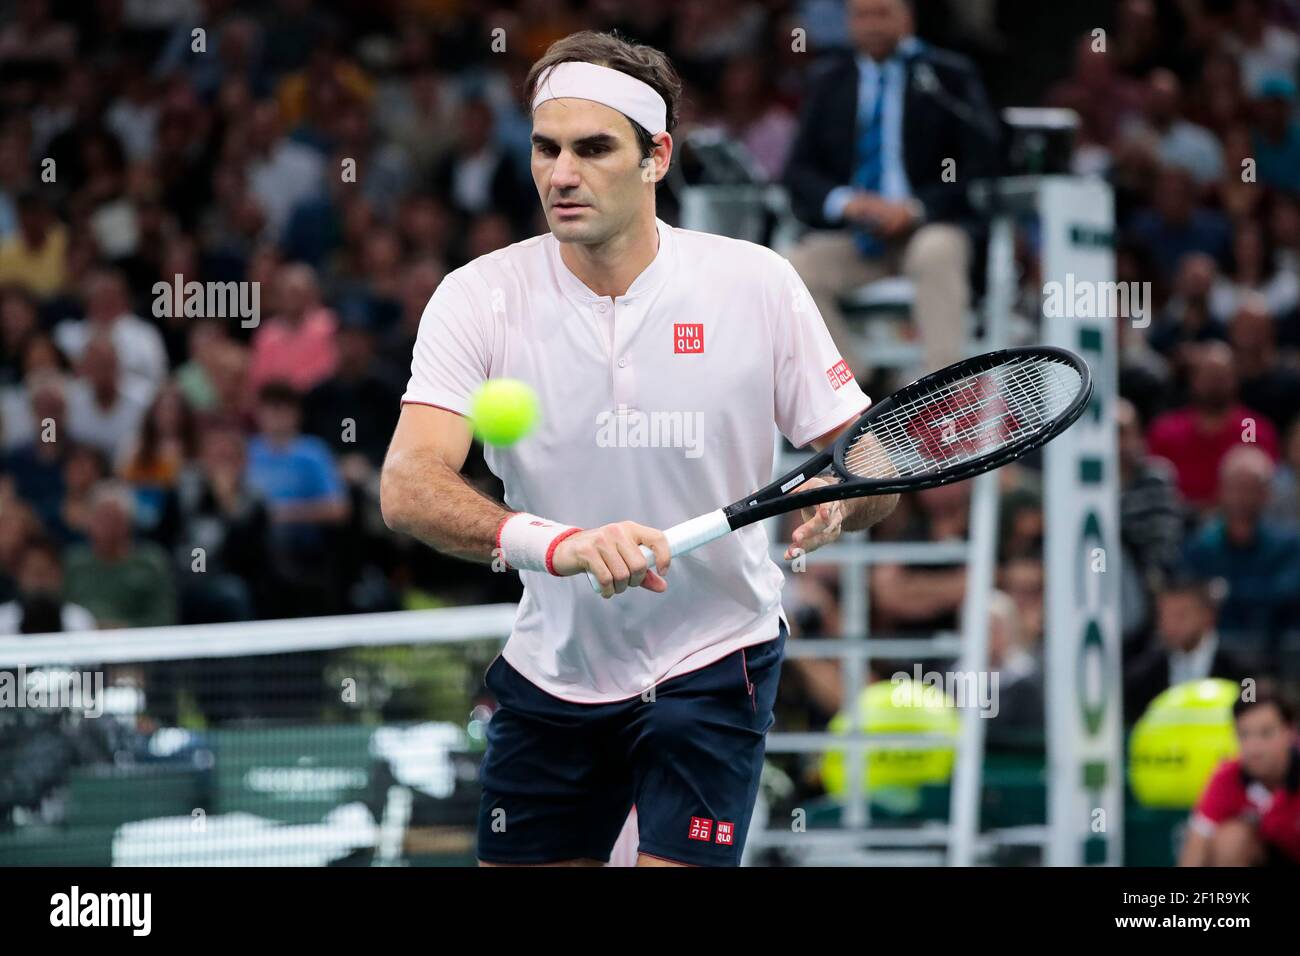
[403,217,869,703]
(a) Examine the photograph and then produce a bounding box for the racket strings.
[842,356,1082,479]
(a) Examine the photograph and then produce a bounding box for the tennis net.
[0,607,514,866]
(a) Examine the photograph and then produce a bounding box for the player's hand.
[785,477,846,560]
[550,521,671,598]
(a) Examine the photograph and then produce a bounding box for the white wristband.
[495,513,582,574]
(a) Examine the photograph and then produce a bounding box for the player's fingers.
[634,527,672,577]
[638,569,668,593]
[596,538,633,595]
[613,535,651,590]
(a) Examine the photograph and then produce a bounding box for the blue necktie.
[852,63,888,257]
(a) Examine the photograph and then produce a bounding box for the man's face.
[1189,348,1236,410]
[256,400,299,438]
[1236,705,1294,783]
[89,498,130,553]
[1155,591,1211,652]
[847,0,911,61]
[18,549,60,597]
[531,98,658,246]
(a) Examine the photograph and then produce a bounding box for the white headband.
[531,61,667,136]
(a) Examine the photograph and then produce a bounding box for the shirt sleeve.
[1191,760,1246,833]
[771,256,871,448]
[401,271,491,416]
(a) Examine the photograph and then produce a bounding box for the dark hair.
[257,380,301,409]
[524,30,683,159]
[1157,570,1219,611]
[1233,681,1296,725]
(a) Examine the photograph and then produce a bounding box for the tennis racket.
[585,345,1092,593]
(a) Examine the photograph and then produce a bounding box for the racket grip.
[585,509,730,594]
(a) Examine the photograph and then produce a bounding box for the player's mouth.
[552,201,589,218]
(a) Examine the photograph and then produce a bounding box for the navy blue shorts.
[476,621,786,866]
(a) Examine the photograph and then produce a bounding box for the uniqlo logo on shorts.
[715,821,735,846]
[826,359,854,390]
[674,323,704,354]
[688,816,713,842]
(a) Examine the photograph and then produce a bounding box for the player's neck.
[559,216,660,300]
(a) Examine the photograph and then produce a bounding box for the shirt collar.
[855,35,921,74]
[549,216,675,304]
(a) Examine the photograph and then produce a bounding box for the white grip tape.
[585,509,731,594]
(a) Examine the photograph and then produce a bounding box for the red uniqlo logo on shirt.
[715,821,735,846]
[688,816,713,842]
[826,359,854,390]
[674,323,704,354]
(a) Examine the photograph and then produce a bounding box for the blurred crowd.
[0,0,1297,773]
[781,0,1300,770]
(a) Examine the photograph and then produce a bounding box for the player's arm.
[380,403,670,597]
[1177,825,1211,867]
[380,403,506,563]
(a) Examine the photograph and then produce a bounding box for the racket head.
[831,345,1092,492]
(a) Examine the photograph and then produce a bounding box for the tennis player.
[380,31,899,867]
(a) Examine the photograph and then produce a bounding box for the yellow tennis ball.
[470,379,540,446]
[821,679,959,795]
[1129,678,1240,809]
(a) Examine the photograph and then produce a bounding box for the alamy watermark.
[1042,273,1150,327]
[0,667,104,717]
[891,665,1000,718]
[152,274,260,328]
[596,405,704,459]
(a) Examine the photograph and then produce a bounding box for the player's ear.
[641,131,672,184]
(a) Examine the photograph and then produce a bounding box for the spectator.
[984,589,1044,747]
[870,483,969,640]
[1185,446,1300,642]
[1129,166,1232,282]
[62,480,177,628]
[1268,418,1300,528]
[1150,252,1228,360]
[243,99,327,244]
[0,498,42,604]
[695,54,798,182]
[1212,221,1299,324]
[303,312,401,475]
[0,538,97,634]
[2,372,69,528]
[1118,398,1184,643]
[63,336,148,464]
[782,0,997,376]
[998,550,1045,650]
[53,268,168,407]
[1228,295,1300,436]
[1124,575,1248,723]
[1147,341,1278,509]
[0,192,68,300]
[1179,683,1300,867]
[1120,69,1223,187]
[246,262,338,395]
[245,381,348,614]
[173,420,268,623]
[1224,0,1300,100]
[432,97,533,239]
[1248,74,1300,196]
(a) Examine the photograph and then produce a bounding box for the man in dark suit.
[783,0,998,377]
[1123,574,1248,724]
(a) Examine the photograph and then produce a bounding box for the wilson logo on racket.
[673,323,704,354]
[826,359,854,390]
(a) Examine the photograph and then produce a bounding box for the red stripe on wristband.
[545,527,584,576]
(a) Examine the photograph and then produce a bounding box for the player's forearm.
[380,448,508,564]
[841,492,898,533]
